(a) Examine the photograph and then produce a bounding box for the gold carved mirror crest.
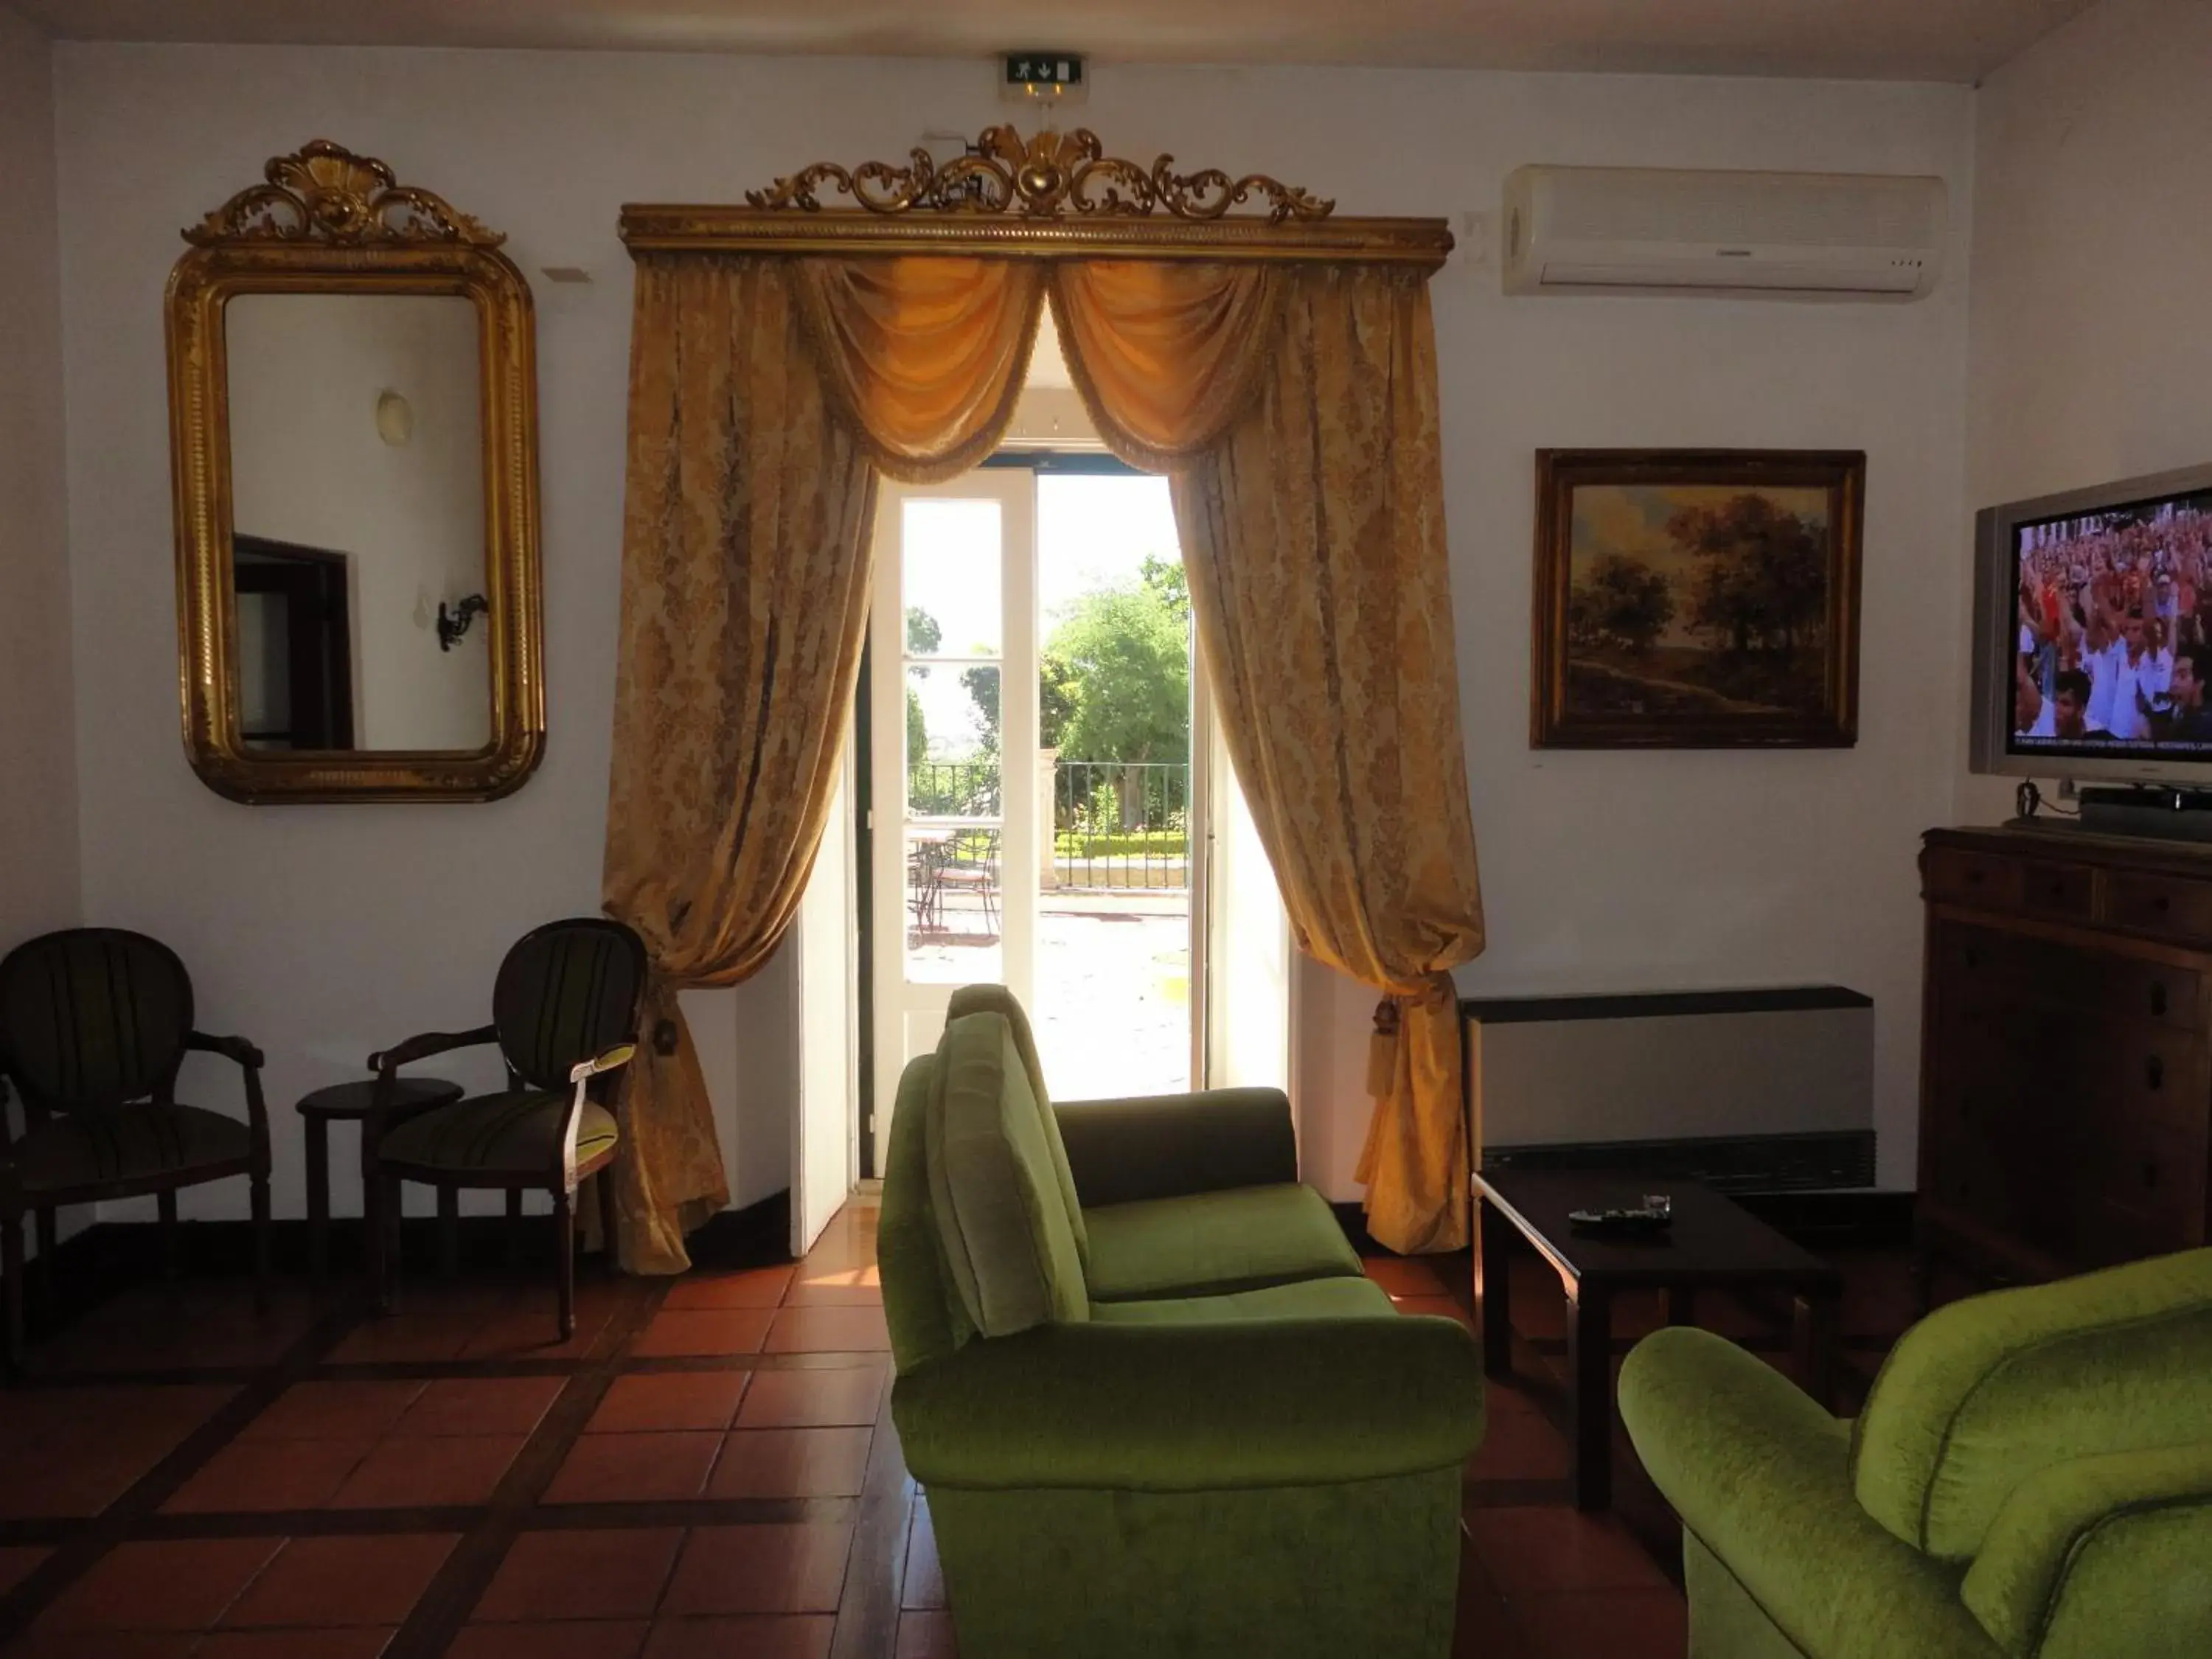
[167,140,543,802]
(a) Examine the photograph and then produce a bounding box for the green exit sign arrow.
[1004,52,1085,94]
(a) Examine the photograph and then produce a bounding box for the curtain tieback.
[1366,998,1401,1099]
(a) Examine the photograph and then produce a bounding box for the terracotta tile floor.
[0,1202,1920,1657]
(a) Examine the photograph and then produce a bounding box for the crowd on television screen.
[2013,499,2212,745]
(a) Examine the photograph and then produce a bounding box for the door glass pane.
[903,500,1002,659]
[905,662,1002,985]
[1032,473,1192,1094]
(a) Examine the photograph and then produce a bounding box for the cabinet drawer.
[1933,924,2205,1033]
[2017,861,2096,921]
[2102,872,2212,942]
[1924,849,2021,910]
[2090,1113,2210,1244]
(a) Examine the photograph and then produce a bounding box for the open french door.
[790,734,858,1256]
[1197,681,1293,1094]
[866,470,1040,1150]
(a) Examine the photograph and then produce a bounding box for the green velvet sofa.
[880,984,1485,1659]
[1619,1246,2212,1659]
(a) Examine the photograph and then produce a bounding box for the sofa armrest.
[894,1312,1481,1492]
[1961,1442,2212,1658]
[1052,1088,1296,1208]
[1618,1327,2005,1659]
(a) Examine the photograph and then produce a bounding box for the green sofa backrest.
[924,1011,1091,1341]
[944,983,1089,1268]
[1853,1246,2212,1561]
[880,1051,970,1377]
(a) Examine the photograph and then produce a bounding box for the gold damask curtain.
[1057,261,1486,1252]
[606,248,1484,1270]
[602,254,1042,1271]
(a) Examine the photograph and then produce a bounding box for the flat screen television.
[1971,462,2212,785]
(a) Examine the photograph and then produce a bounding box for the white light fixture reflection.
[375,389,414,447]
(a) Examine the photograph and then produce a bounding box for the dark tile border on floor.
[0,1293,373,1646]
[379,1275,668,1659]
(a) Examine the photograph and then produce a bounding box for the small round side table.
[296,1078,464,1286]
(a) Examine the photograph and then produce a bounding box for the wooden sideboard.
[1919,824,2212,1286]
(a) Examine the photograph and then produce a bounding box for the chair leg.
[250,1172,272,1314]
[505,1188,524,1268]
[3,1215,24,1378]
[369,1176,394,1315]
[157,1189,181,1277]
[596,1168,619,1265]
[552,1187,576,1342]
[33,1208,55,1299]
[437,1188,460,1280]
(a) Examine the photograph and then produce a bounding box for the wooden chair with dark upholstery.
[364,917,647,1340]
[0,928,271,1374]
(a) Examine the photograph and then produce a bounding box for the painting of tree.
[1533,451,1863,748]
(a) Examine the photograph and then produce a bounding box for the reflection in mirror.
[226,293,490,752]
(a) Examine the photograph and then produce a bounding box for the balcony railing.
[902,757,1192,894]
[1051,759,1189,891]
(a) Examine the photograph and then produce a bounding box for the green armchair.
[1619,1246,2212,1659]
[881,986,1484,1659]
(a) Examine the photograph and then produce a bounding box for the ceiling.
[11,0,2098,83]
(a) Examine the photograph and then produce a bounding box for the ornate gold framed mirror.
[167,141,543,803]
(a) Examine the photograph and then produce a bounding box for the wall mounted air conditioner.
[1503,165,1946,302]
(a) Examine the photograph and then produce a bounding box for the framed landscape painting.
[1531,449,1865,748]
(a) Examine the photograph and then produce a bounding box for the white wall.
[1961,0,2212,824]
[228,293,490,751]
[0,7,78,950]
[1300,77,1977,1197]
[48,42,1974,1224]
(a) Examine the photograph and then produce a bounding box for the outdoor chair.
[936,827,1001,935]
[0,928,271,1374]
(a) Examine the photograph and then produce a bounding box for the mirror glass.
[225,293,490,753]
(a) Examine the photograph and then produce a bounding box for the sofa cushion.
[1960,1441,2212,1659]
[1092,1275,1398,1326]
[1084,1183,1365,1303]
[944,983,1088,1269]
[1851,1246,2212,1561]
[881,1053,976,1376]
[926,1012,1090,1338]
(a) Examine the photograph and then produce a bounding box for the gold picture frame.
[1531,448,1865,749]
[166,140,544,802]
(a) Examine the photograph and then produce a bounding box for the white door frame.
[866,470,1040,1144]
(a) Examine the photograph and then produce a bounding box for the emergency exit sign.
[1004,52,1085,96]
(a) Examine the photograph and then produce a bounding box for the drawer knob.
[2154,894,2172,913]
[2144,1159,2160,1191]
[1966,869,1985,885]
[2152,982,2169,1017]
[2146,1055,2165,1090]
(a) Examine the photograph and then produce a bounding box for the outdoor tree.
[1568,553,1676,655]
[1048,559,1192,827]
[904,605,939,771]
[961,651,1078,757]
[1668,494,1826,660]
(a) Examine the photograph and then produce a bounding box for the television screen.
[2008,485,2212,760]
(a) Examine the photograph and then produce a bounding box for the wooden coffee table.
[1474,1167,1842,1511]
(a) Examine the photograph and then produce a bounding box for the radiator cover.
[1461,985,1875,1193]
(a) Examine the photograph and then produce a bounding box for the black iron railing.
[1052,759,1189,891]
[902,757,1192,894]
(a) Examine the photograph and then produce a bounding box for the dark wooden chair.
[0,928,271,1374]
[365,917,647,1340]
